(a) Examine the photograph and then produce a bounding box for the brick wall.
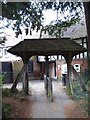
[56,58,88,79]
[71,59,88,70]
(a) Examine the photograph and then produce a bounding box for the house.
[0,33,22,83]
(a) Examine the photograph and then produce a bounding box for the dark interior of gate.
[7,37,87,101]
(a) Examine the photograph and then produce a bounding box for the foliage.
[2,88,25,118]
[1,2,44,38]
[73,80,88,117]
[2,103,12,118]
[0,74,4,85]
[40,17,80,38]
[40,2,83,37]
[2,88,25,101]
[2,88,12,97]
[0,1,84,38]
[66,85,72,97]
[66,76,89,117]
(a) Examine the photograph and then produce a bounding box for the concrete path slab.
[27,80,74,118]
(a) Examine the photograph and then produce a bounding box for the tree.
[0,1,83,38]
[1,2,44,37]
[83,2,90,82]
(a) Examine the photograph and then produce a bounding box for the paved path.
[27,80,74,118]
[3,80,74,118]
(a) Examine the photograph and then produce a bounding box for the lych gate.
[8,37,87,101]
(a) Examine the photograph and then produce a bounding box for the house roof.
[8,38,87,60]
[63,16,87,39]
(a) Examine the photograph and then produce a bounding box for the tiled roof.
[63,16,87,38]
[8,37,87,59]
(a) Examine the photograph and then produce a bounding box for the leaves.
[2,103,12,118]
[41,16,80,38]
[1,1,84,38]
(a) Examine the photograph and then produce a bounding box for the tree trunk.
[83,3,90,116]
[83,2,90,81]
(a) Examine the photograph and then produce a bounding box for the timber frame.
[8,37,87,97]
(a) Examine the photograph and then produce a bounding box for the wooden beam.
[11,65,25,91]
[22,56,31,95]
[65,53,74,97]
[40,63,43,80]
[22,63,29,95]
[45,56,49,95]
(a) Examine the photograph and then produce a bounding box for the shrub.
[2,103,12,118]
[2,88,25,101]
[2,88,12,97]
[0,74,4,85]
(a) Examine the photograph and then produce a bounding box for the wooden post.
[22,63,29,95]
[54,62,56,77]
[45,56,49,95]
[22,56,31,95]
[11,65,25,91]
[48,77,53,102]
[65,53,74,97]
[25,64,29,95]
[40,63,43,80]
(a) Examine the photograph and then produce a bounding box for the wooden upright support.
[22,56,31,95]
[22,63,29,95]
[65,53,74,97]
[44,56,53,102]
[40,63,43,80]
[11,65,25,91]
[45,56,49,95]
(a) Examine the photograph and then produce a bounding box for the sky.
[0,9,59,46]
[43,9,58,25]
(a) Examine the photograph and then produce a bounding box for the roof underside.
[8,38,87,59]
